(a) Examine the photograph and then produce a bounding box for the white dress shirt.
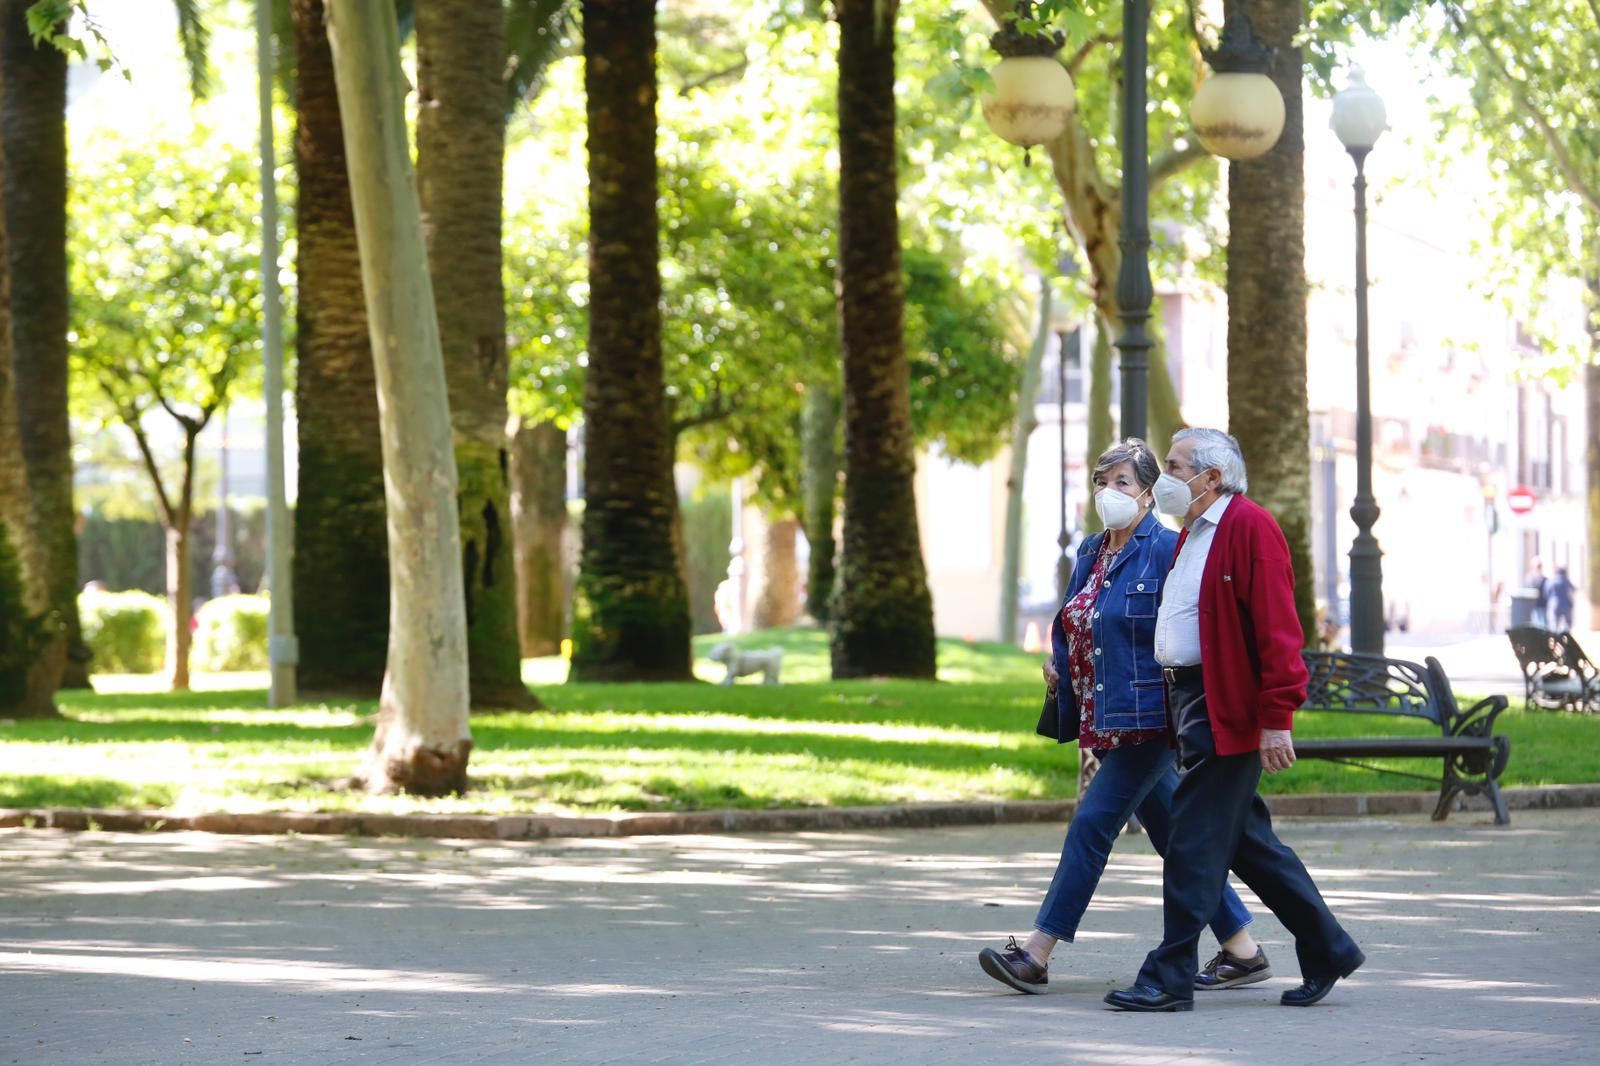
[1154,494,1233,667]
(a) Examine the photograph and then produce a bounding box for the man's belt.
[1161,663,1204,687]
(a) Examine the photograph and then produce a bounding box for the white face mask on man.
[1094,487,1146,531]
[1153,470,1208,517]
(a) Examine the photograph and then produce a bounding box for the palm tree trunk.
[508,415,568,657]
[416,0,534,710]
[0,3,85,689]
[326,0,472,796]
[1224,0,1317,642]
[800,382,838,622]
[0,135,62,718]
[291,0,390,696]
[830,0,936,680]
[569,0,693,682]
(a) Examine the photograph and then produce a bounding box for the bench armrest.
[1448,693,1508,740]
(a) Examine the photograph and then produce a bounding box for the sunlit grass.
[1,627,1595,816]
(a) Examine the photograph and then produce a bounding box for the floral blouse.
[1062,541,1168,752]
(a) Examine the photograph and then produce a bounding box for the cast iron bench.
[1505,625,1600,715]
[1293,651,1511,826]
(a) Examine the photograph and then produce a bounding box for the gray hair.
[1093,437,1161,491]
[1172,427,1249,494]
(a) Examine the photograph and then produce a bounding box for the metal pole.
[1346,148,1384,654]
[258,0,297,704]
[1114,0,1152,442]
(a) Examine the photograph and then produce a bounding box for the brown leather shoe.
[1194,946,1272,990]
[978,936,1048,994]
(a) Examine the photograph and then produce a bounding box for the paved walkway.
[3,808,1597,1064]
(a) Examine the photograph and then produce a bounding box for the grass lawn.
[1,627,1595,817]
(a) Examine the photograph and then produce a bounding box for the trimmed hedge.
[80,589,168,674]
[193,594,269,673]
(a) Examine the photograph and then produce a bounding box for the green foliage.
[192,594,269,672]
[70,134,270,436]
[903,247,1015,463]
[79,589,168,675]
[1407,0,1598,371]
[505,0,577,118]
[27,0,211,92]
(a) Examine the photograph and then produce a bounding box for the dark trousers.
[1135,678,1363,999]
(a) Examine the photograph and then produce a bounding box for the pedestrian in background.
[1547,566,1577,633]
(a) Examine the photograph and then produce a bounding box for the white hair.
[1172,427,1248,494]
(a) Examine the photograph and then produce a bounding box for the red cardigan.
[1194,494,1309,756]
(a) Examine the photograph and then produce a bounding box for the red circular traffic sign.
[1506,486,1536,515]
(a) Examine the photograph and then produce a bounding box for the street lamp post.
[1114,0,1152,442]
[1332,67,1388,654]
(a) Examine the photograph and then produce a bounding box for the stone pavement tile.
[1,810,1596,1064]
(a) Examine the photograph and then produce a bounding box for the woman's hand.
[1042,658,1060,695]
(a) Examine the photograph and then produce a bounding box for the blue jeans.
[1035,739,1254,944]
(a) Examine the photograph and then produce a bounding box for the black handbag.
[1036,690,1062,740]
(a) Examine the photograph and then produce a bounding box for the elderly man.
[1104,428,1364,1013]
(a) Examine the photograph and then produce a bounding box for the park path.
[2,808,1597,1065]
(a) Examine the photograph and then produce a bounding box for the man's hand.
[1043,658,1060,694]
[1260,729,1295,774]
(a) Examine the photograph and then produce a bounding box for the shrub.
[193,594,269,672]
[80,589,168,674]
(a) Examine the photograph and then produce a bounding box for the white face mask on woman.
[1094,487,1146,531]
[1153,470,1207,517]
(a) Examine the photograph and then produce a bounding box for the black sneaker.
[1195,946,1272,990]
[978,936,1048,994]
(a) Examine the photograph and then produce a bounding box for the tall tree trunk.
[508,415,568,657]
[416,0,534,709]
[569,0,692,682]
[1084,318,1115,534]
[800,382,838,621]
[291,0,390,696]
[830,0,936,680]
[1223,0,1317,644]
[326,0,472,795]
[999,283,1052,644]
[0,4,85,688]
[0,134,62,718]
[165,520,193,692]
[752,517,800,629]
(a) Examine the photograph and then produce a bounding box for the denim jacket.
[1043,511,1179,743]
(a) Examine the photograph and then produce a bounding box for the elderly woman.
[979,438,1266,995]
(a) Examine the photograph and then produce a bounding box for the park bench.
[1505,625,1600,715]
[1293,650,1511,826]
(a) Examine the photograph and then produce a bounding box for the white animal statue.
[707,642,784,686]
